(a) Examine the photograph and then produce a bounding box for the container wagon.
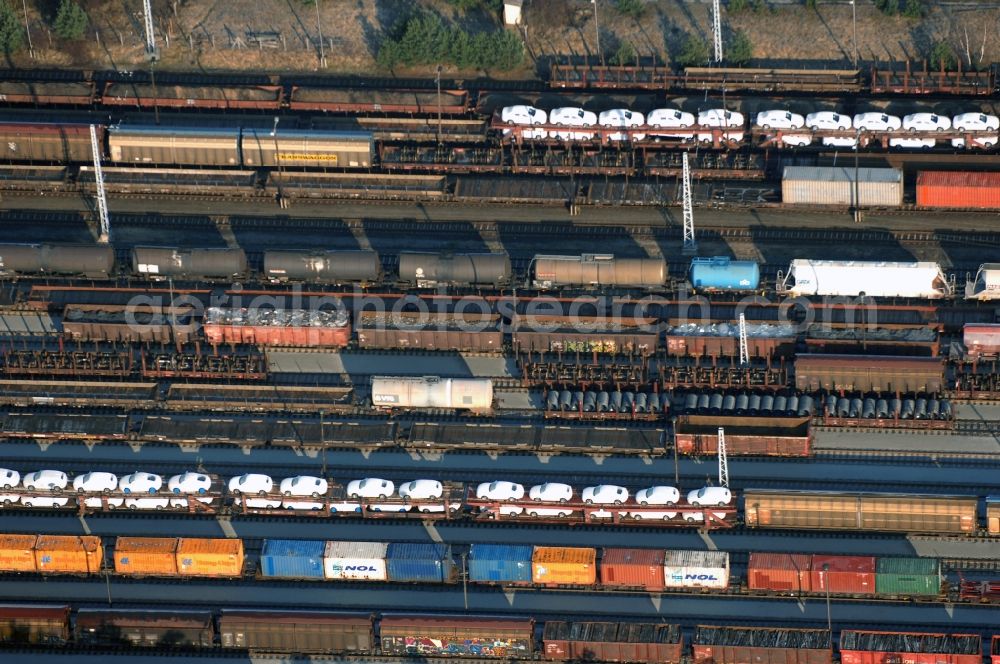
[839,631,981,664]
[398,252,512,288]
[533,254,666,289]
[782,167,903,207]
[917,172,1000,210]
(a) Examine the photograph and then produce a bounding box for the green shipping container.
[875,557,940,596]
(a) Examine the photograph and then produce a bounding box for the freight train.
[0,534,965,603]
[5,243,998,302]
[5,602,991,664]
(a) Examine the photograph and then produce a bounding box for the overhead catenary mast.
[90,124,110,244]
[682,152,697,255]
[712,0,723,63]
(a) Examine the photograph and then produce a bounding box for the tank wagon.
[132,247,249,280]
[779,260,952,299]
[689,257,761,291]
[263,250,380,284]
[370,376,494,412]
[398,252,512,288]
[0,243,115,279]
[533,254,666,289]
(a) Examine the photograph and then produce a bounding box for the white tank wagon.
[370,376,494,413]
[778,260,952,299]
[965,263,1000,300]
[532,254,666,289]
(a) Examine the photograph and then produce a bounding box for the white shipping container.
[781,260,951,299]
[663,550,730,589]
[323,541,388,580]
[782,166,903,207]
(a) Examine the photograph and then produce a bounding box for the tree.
[676,34,710,67]
[928,41,956,70]
[901,0,924,18]
[804,0,817,9]
[53,0,88,40]
[610,40,637,66]
[726,30,752,65]
[873,0,897,15]
[0,0,23,52]
[376,12,523,71]
[728,0,749,12]
[616,0,645,17]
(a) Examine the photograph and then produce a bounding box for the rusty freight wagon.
[102,82,283,110]
[840,631,982,664]
[0,80,95,106]
[674,415,812,456]
[0,123,95,163]
[543,622,682,664]
[289,87,469,114]
[744,490,979,535]
[666,323,795,359]
[62,305,193,344]
[74,609,214,648]
[356,310,503,352]
[794,355,944,393]
[513,312,659,355]
[379,615,534,658]
[692,626,832,664]
[219,611,374,653]
[204,307,350,347]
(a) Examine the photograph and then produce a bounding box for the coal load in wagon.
[695,626,830,649]
[841,632,980,654]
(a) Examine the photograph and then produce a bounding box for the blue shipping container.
[689,257,760,291]
[260,539,325,580]
[386,543,451,583]
[469,544,533,583]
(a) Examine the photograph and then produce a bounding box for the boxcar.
[380,615,534,658]
[74,609,214,648]
[743,490,979,535]
[0,123,94,162]
[219,611,373,653]
[0,604,70,645]
[108,126,241,166]
[240,129,373,168]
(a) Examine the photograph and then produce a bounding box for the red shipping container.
[810,555,875,595]
[600,548,665,591]
[964,324,1000,358]
[917,171,1000,210]
[748,553,813,593]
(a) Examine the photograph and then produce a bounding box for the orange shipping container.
[0,534,38,572]
[114,537,178,576]
[176,538,244,577]
[34,535,102,574]
[532,547,596,587]
[916,171,1000,210]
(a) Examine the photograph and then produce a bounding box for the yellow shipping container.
[176,538,244,577]
[531,546,596,586]
[34,535,102,574]
[0,534,38,572]
[114,537,179,576]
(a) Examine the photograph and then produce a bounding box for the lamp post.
[850,0,858,67]
[315,0,326,68]
[591,0,603,66]
[853,127,862,224]
[271,117,285,207]
[436,65,443,145]
[822,563,832,644]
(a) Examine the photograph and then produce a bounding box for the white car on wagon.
[598,109,645,141]
[755,109,805,129]
[550,107,598,140]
